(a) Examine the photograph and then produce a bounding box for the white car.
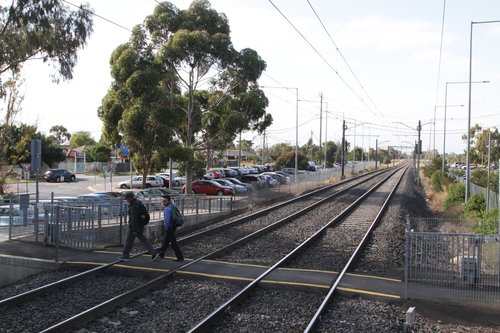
[156,173,186,186]
[119,175,160,189]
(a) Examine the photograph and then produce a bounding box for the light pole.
[442,81,488,174]
[261,86,299,180]
[466,19,500,202]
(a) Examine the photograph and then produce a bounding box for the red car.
[183,180,235,196]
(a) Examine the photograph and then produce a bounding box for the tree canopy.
[70,131,96,148]
[0,0,93,95]
[99,0,271,190]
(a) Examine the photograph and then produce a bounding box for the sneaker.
[151,253,160,262]
[118,256,130,261]
[158,253,165,259]
[174,258,184,262]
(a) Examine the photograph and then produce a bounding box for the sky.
[13,0,500,156]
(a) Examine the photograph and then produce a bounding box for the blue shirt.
[163,203,173,229]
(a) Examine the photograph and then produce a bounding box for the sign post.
[31,139,42,239]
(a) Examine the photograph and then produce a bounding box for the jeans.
[122,228,156,257]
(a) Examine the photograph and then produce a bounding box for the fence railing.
[405,216,500,303]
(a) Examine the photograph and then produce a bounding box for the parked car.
[156,173,186,187]
[275,171,293,182]
[225,177,254,192]
[183,180,235,196]
[222,168,239,177]
[43,169,76,182]
[259,174,279,188]
[213,179,248,195]
[262,172,289,184]
[0,204,48,226]
[239,174,265,189]
[140,187,181,198]
[118,175,159,189]
[77,193,125,216]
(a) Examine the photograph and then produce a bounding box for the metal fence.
[1,195,234,250]
[405,216,500,303]
[1,163,379,250]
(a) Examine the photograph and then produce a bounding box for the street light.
[261,86,299,180]
[442,81,488,174]
[466,19,500,202]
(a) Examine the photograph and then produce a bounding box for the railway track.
[0,166,403,332]
[187,165,407,332]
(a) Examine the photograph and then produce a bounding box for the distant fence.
[452,174,499,210]
[405,216,500,304]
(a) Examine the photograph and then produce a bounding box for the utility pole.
[375,138,378,169]
[324,105,328,169]
[341,120,346,178]
[319,93,323,167]
[417,120,422,187]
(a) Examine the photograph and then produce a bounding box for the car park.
[0,204,48,226]
[118,175,159,189]
[213,179,248,195]
[183,180,235,196]
[43,169,76,182]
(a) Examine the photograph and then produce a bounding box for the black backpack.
[137,201,150,225]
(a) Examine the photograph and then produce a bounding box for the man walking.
[158,195,184,261]
[119,192,159,261]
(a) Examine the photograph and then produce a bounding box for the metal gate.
[405,217,500,303]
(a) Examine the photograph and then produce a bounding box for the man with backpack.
[119,192,159,262]
[158,195,184,261]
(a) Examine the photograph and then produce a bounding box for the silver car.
[213,179,248,195]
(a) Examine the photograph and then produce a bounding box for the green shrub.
[444,183,465,209]
[462,193,486,218]
[430,171,443,192]
[473,208,499,234]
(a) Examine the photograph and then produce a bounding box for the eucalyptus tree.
[0,0,93,95]
[50,125,71,144]
[100,0,271,192]
[98,38,178,186]
[148,0,271,192]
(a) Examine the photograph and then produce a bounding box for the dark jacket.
[128,199,144,232]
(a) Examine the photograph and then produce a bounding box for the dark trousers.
[123,228,156,257]
[158,227,183,259]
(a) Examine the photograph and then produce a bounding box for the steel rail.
[39,168,395,333]
[187,165,407,332]
[0,168,388,310]
[175,167,390,244]
[304,165,408,332]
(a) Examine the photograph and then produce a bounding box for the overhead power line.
[306,0,386,123]
[267,0,381,120]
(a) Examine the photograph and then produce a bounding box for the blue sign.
[120,144,129,158]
